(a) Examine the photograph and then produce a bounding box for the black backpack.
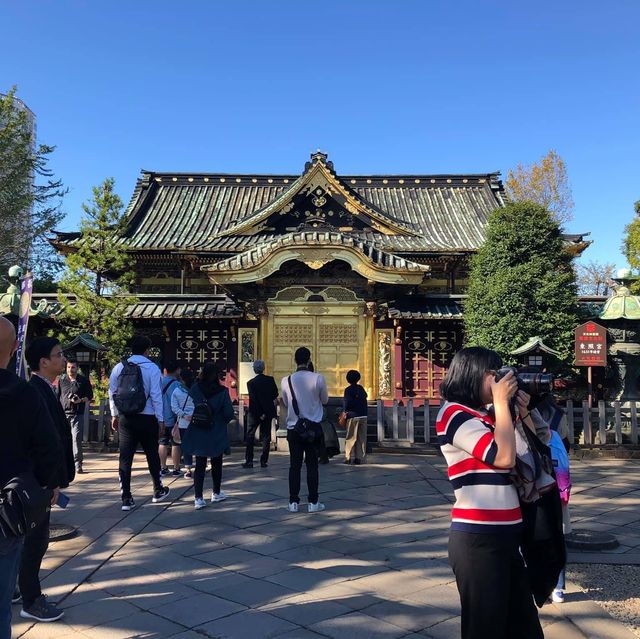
[113,359,147,416]
[0,473,51,538]
[188,383,213,430]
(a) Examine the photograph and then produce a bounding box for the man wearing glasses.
[17,338,75,623]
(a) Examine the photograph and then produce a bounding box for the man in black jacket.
[19,337,74,623]
[243,360,278,469]
[0,318,61,637]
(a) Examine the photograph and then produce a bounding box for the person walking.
[243,360,278,469]
[342,370,368,465]
[159,361,182,477]
[0,318,61,636]
[108,335,169,511]
[280,347,328,513]
[57,359,93,474]
[171,368,195,478]
[21,337,75,623]
[436,347,543,639]
[181,362,234,510]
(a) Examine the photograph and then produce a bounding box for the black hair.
[164,360,180,374]
[26,337,61,372]
[199,361,223,386]
[66,359,78,366]
[346,369,361,384]
[307,361,314,372]
[294,347,311,366]
[180,368,194,388]
[130,335,152,355]
[439,347,502,409]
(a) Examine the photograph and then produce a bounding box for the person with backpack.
[181,362,234,510]
[108,335,169,511]
[0,318,61,636]
[159,361,183,477]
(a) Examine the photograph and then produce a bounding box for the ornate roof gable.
[213,151,420,239]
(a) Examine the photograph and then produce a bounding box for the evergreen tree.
[0,87,66,282]
[622,200,640,292]
[464,201,579,366]
[57,178,137,365]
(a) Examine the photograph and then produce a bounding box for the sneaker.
[260,462,268,468]
[287,502,299,513]
[552,589,565,603]
[170,469,184,476]
[242,462,254,469]
[121,497,135,511]
[160,468,171,476]
[12,589,21,604]
[308,502,326,513]
[194,498,207,510]
[20,594,64,622]
[75,466,85,474]
[184,470,192,478]
[152,486,170,503]
[212,490,227,503]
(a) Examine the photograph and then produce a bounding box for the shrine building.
[50,151,587,404]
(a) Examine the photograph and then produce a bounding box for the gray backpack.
[113,360,147,415]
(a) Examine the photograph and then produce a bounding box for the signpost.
[575,321,607,407]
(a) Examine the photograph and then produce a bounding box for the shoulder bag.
[287,375,321,444]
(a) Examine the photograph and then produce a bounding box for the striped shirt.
[436,401,522,534]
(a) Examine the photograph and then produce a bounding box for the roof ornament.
[305,150,333,171]
[599,268,640,320]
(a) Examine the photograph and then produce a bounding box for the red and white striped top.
[436,402,522,534]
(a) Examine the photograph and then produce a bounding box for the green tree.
[505,150,574,225]
[464,201,579,365]
[57,178,137,365]
[0,87,66,282]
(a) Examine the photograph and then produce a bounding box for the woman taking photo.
[436,347,543,639]
[181,362,234,510]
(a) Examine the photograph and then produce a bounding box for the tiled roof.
[125,295,242,319]
[387,298,464,319]
[204,231,431,274]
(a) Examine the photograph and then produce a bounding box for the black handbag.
[0,473,52,538]
[286,376,321,444]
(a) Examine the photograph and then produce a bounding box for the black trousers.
[19,509,50,608]
[118,413,162,499]
[194,455,223,498]
[448,530,543,639]
[287,429,319,504]
[245,415,272,465]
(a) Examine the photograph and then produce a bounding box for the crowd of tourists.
[1,326,572,639]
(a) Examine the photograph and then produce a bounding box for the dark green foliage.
[464,201,579,365]
[622,200,640,293]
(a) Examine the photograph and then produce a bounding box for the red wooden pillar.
[393,323,404,401]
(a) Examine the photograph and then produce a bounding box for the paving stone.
[196,608,298,639]
[260,597,354,626]
[150,591,246,627]
[214,578,296,608]
[78,610,184,639]
[360,600,455,632]
[309,611,407,639]
[266,567,347,591]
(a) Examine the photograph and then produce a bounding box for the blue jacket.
[181,382,234,458]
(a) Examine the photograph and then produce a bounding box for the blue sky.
[2,1,639,269]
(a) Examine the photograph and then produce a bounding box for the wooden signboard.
[575,322,607,367]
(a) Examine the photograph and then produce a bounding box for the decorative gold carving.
[378,331,392,397]
[240,330,256,362]
[319,324,358,344]
[274,324,313,345]
[305,259,330,270]
[302,306,330,315]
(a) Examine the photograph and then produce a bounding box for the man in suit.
[243,360,278,469]
[20,337,75,623]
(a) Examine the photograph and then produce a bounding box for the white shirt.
[280,370,329,428]
[108,355,163,423]
[171,384,194,429]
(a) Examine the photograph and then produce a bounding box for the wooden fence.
[565,400,639,446]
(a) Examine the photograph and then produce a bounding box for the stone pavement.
[12,451,640,639]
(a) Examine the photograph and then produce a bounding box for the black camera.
[68,393,80,403]
[495,367,554,397]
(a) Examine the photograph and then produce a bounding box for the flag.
[16,272,33,379]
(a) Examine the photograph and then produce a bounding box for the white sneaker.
[194,498,207,510]
[287,502,299,513]
[212,490,227,503]
[552,589,564,603]
[308,502,326,513]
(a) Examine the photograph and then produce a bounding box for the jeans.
[0,535,23,639]
[287,429,319,504]
[194,455,223,498]
[556,567,566,590]
[448,530,543,639]
[68,413,84,469]
[19,509,50,609]
[245,415,272,465]
[118,414,163,499]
